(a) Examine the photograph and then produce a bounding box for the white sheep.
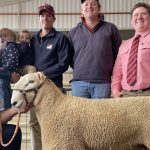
[11,72,150,150]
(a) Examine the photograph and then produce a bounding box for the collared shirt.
[81,16,100,32]
[112,30,150,95]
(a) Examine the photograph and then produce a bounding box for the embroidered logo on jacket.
[47,44,53,50]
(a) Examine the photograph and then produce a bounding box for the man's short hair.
[131,3,150,16]
[81,0,101,8]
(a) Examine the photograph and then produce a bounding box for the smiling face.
[131,6,150,33]
[81,0,100,19]
[39,10,55,31]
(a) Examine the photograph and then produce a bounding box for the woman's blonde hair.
[0,28,16,41]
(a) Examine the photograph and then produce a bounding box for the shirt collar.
[135,29,150,38]
[81,15,101,32]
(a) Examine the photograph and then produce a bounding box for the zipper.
[40,37,42,46]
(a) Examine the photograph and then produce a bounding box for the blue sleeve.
[0,70,11,81]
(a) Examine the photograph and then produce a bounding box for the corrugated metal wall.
[101,0,150,29]
[0,0,149,31]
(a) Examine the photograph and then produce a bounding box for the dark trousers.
[3,80,12,109]
[0,124,22,150]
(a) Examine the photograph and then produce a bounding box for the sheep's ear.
[36,72,46,83]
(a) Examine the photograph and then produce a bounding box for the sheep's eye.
[25,80,34,87]
[29,80,34,83]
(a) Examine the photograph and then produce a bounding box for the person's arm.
[0,105,32,124]
[111,54,123,98]
[111,24,122,62]
[0,70,20,83]
[0,70,11,80]
[67,32,75,69]
[0,107,18,124]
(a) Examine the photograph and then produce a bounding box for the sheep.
[11,72,150,150]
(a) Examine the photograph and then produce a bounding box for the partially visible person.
[30,3,70,150]
[0,28,33,111]
[18,29,32,43]
[17,29,33,69]
[112,3,150,98]
[0,28,20,111]
[0,104,31,150]
[68,0,121,99]
[0,68,19,111]
[0,28,19,72]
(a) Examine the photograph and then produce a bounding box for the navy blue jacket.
[31,28,70,88]
[16,42,33,67]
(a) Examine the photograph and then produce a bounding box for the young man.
[112,3,150,97]
[30,3,70,150]
[69,0,121,99]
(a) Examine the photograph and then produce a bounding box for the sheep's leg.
[144,143,150,150]
[130,145,149,150]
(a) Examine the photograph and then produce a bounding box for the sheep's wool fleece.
[11,73,150,150]
[36,80,150,150]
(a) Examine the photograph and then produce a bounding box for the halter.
[12,83,44,106]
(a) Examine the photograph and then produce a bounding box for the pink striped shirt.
[112,30,150,96]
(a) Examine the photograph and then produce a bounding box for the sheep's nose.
[12,101,17,106]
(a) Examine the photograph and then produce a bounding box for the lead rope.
[0,112,21,147]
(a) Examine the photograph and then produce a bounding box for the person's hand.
[11,72,21,83]
[112,92,123,98]
[20,104,33,113]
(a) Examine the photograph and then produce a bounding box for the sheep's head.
[11,72,46,108]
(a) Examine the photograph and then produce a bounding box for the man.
[30,3,70,150]
[112,3,150,98]
[69,0,121,99]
